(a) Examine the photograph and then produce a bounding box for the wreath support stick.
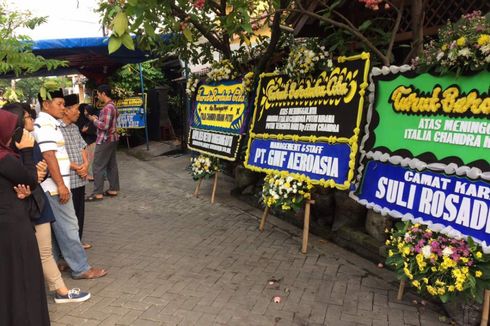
[194,179,202,198]
[397,280,406,301]
[259,206,270,232]
[211,172,219,204]
[301,200,315,254]
[481,289,490,326]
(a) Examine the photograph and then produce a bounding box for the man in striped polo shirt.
[34,88,108,280]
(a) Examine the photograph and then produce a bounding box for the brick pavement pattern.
[48,152,447,325]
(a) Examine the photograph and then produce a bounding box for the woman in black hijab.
[0,109,50,325]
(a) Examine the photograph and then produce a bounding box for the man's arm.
[91,106,112,131]
[42,150,70,204]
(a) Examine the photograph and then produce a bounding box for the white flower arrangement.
[207,59,238,82]
[186,74,200,96]
[262,173,313,211]
[416,11,490,74]
[190,154,220,181]
[283,41,332,80]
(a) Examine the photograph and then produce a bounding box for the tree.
[99,0,420,75]
[0,4,66,76]
[98,0,290,76]
[286,0,419,66]
[110,61,167,95]
[14,78,43,103]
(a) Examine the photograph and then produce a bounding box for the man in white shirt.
[34,88,108,280]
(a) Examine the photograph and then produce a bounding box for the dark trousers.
[93,141,120,195]
[71,186,86,240]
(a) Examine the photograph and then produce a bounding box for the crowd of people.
[0,84,120,325]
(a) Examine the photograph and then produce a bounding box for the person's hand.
[82,126,89,133]
[13,184,31,199]
[70,162,81,171]
[57,184,71,204]
[15,129,34,149]
[36,160,47,183]
[89,115,98,122]
[77,163,89,179]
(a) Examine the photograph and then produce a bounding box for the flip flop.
[103,190,118,197]
[72,267,108,280]
[86,195,103,202]
[82,243,93,250]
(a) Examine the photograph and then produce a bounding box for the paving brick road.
[48,150,448,325]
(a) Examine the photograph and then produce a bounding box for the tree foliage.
[109,61,167,97]
[98,0,290,74]
[99,0,415,74]
[0,4,67,76]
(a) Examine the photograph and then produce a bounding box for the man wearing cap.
[60,94,92,250]
[34,86,107,280]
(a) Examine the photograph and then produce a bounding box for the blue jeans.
[47,194,91,277]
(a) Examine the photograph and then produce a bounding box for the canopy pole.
[139,63,149,151]
[184,60,190,152]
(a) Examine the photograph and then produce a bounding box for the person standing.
[77,103,98,181]
[33,88,107,279]
[2,103,91,304]
[61,94,91,249]
[86,84,120,201]
[0,110,50,325]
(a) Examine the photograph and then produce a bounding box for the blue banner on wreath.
[247,138,351,185]
[356,161,490,247]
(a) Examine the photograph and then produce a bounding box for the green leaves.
[39,87,47,101]
[113,11,129,37]
[121,33,135,50]
[0,4,66,76]
[438,293,449,303]
[182,27,193,42]
[358,20,372,31]
[108,35,123,54]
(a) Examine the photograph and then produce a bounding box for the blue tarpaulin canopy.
[11,36,167,82]
[2,36,172,150]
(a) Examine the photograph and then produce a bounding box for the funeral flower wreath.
[190,154,221,181]
[262,173,313,212]
[386,221,490,303]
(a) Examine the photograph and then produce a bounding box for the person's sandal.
[57,260,70,272]
[103,190,118,197]
[82,243,93,250]
[72,267,108,280]
[85,195,103,202]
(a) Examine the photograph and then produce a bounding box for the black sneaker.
[54,288,91,303]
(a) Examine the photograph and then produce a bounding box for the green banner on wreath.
[371,70,490,168]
